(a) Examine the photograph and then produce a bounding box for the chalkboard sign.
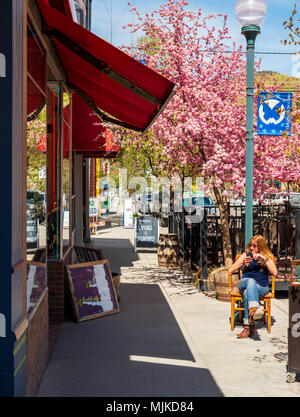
[134,216,159,251]
[66,260,120,322]
[26,217,39,249]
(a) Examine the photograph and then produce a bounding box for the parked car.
[27,190,45,223]
[183,194,218,215]
[289,192,300,208]
[257,192,288,205]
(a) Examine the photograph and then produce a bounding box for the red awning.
[72,93,119,158]
[38,105,69,158]
[27,33,46,118]
[48,0,73,17]
[38,95,119,159]
[36,0,176,133]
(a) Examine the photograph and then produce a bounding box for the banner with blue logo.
[257,92,293,136]
[134,55,146,65]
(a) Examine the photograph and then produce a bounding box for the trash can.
[287,283,300,383]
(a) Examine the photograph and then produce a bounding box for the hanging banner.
[257,92,293,136]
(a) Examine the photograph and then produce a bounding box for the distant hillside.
[256,71,299,92]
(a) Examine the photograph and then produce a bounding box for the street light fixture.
[235,0,267,247]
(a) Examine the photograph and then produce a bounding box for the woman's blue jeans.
[238,278,269,324]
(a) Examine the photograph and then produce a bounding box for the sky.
[91,0,299,77]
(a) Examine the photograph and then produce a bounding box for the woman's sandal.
[249,307,263,322]
[236,324,254,338]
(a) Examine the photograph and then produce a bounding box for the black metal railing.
[168,204,297,274]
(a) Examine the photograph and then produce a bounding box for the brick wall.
[90,157,96,197]
[47,259,65,324]
[26,290,49,397]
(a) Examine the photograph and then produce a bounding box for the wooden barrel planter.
[111,272,121,302]
[157,234,179,268]
[214,271,239,302]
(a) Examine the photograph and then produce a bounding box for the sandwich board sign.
[89,197,99,217]
[134,216,159,252]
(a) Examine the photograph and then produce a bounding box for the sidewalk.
[37,226,300,397]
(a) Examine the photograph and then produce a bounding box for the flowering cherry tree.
[27,116,46,192]
[111,0,300,265]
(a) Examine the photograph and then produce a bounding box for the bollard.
[287,285,300,383]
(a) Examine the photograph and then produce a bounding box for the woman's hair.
[246,234,276,263]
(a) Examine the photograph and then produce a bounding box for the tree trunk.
[213,186,233,267]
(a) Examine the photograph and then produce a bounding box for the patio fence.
[168,204,300,280]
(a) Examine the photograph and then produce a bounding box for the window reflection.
[63,159,70,252]
[26,105,47,316]
[26,107,47,260]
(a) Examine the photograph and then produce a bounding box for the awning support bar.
[46,29,162,107]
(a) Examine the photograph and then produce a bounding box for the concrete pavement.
[36,225,300,397]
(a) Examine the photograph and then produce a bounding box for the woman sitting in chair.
[228,234,277,339]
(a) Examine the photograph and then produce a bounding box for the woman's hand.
[243,254,253,266]
[253,253,267,263]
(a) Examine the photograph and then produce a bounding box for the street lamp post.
[235,0,267,247]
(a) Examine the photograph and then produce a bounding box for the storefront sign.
[89,197,99,217]
[134,216,159,251]
[123,198,134,228]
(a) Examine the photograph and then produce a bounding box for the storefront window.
[46,83,63,259]
[26,109,47,262]
[63,93,71,253]
[26,22,48,317]
[63,159,70,251]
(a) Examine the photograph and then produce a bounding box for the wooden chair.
[290,260,300,286]
[229,265,276,333]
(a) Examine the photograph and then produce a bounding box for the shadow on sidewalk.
[37,282,223,397]
[90,237,139,273]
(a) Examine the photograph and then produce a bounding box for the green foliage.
[27,107,46,192]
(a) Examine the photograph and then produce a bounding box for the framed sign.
[66,260,119,322]
[27,261,47,316]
